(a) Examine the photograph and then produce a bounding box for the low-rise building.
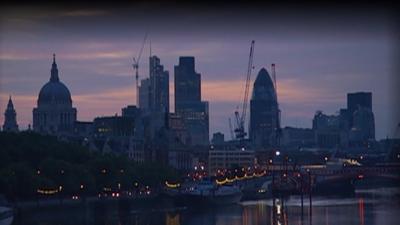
[93,115,135,138]
[208,148,256,175]
[281,126,315,151]
[168,150,198,171]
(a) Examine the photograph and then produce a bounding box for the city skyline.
[0,5,397,139]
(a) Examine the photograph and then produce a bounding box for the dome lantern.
[37,54,72,106]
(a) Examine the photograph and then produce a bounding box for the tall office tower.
[347,92,375,143]
[174,57,209,146]
[249,68,280,150]
[347,92,372,114]
[149,56,169,113]
[350,107,375,142]
[138,78,150,112]
[2,96,19,132]
[174,57,201,112]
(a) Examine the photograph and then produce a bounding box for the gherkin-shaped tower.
[249,68,280,150]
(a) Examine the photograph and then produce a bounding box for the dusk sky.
[0,3,398,139]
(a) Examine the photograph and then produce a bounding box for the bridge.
[225,163,400,196]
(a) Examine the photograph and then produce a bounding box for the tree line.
[0,131,178,201]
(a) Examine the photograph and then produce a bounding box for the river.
[12,188,400,225]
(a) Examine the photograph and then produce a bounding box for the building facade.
[349,106,375,145]
[93,116,136,138]
[281,126,315,151]
[139,78,150,111]
[347,92,375,145]
[249,68,280,150]
[2,96,19,132]
[149,56,169,113]
[208,148,256,175]
[347,92,372,123]
[211,132,225,146]
[174,57,209,146]
[174,57,201,111]
[312,111,349,149]
[33,54,77,134]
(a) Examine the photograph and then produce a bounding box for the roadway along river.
[13,187,400,225]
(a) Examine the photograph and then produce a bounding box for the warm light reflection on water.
[13,188,400,225]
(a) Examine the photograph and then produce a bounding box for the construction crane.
[132,33,148,106]
[234,40,255,141]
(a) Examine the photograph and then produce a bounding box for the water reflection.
[13,188,400,225]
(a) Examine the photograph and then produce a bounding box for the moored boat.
[166,178,242,206]
[184,180,242,206]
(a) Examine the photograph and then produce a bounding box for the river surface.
[13,188,400,225]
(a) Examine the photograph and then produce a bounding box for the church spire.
[50,53,59,82]
[7,95,14,109]
[3,95,18,132]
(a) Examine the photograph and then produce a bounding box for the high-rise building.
[2,96,19,132]
[249,68,280,150]
[347,92,372,125]
[347,92,375,144]
[138,78,150,111]
[349,106,375,144]
[33,54,77,134]
[175,57,201,112]
[149,56,169,113]
[138,56,169,143]
[174,57,209,146]
[168,113,189,147]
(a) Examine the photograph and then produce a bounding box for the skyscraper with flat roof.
[174,56,201,112]
[347,92,375,144]
[174,56,209,146]
[347,92,372,120]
